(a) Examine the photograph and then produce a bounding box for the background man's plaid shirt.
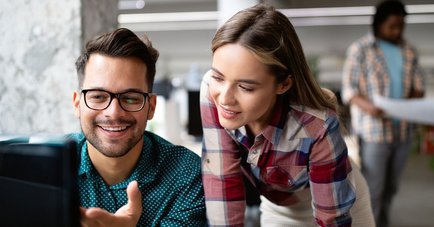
[341,33,425,142]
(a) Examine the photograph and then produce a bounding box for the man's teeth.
[102,126,127,132]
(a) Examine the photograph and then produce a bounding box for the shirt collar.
[77,135,92,177]
[233,97,288,148]
[124,134,158,185]
[78,142,93,177]
[365,32,407,48]
[262,97,288,145]
[365,32,377,46]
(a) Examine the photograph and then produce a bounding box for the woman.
[200,4,374,227]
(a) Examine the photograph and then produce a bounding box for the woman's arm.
[308,112,355,227]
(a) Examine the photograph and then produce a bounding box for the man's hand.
[364,104,384,117]
[351,95,384,117]
[80,181,142,227]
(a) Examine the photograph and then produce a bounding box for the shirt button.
[252,150,258,155]
[206,158,210,163]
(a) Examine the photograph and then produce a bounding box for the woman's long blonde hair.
[211,4,335,111]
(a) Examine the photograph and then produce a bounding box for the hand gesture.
[80,181,142,227]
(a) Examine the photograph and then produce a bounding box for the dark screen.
[0,140,79,227]
[188,90,203,137]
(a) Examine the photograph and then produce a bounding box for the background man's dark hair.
[75,28,159,91]
[372,0,407,36]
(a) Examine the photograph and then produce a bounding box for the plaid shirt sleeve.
[408,45,425,93]
[200,71,246,226]
[306,110,355,226]
[341,42,364,104]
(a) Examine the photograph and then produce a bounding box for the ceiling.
[116,0,434,81]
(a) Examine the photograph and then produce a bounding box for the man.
[341,1,425,226]
[70,28,206,226]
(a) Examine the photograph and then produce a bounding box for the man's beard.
[81,118,143,158]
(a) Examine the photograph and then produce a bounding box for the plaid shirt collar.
[234,97,289,150]
[366,32,408,49]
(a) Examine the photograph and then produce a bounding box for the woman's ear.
[276,76,292,95]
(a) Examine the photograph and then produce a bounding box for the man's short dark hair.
[75,28,159,91]
[372,0,408,36]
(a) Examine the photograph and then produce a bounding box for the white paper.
[373,95,434,125]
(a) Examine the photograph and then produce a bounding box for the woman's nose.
[219,85,236,105]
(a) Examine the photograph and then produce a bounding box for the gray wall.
[0,0,118,135]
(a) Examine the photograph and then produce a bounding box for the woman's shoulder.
[289,105,337,122]
[282,105,338,139]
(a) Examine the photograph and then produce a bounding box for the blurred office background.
[2,0,434,138]
[1,0,433,226]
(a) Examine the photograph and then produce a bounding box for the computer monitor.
[187,90,203,137]
[0,137,80,227]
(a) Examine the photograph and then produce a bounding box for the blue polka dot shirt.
[69,132,206,226]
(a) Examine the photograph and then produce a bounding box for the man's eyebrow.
[83,87,147,93]
[120,88,147,93]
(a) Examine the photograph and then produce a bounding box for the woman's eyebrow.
[210,67,261,85]
[235,79,261,85]
[210,67,223,76]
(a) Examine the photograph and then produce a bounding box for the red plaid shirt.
[200,73,355,226]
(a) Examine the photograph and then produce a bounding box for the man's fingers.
[80,207,87,217]
[126,180,142,213]
[85,207,113,220]
[80,207,113,227]
[79,182,142,227]
[80,207,90,227]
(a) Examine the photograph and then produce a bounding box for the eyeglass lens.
[84,90,146,112]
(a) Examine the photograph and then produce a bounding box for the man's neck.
[376,36,402,46]
[87,139,143,186]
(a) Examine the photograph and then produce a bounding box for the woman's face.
[209,43,290,135]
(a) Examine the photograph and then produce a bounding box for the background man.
[342,1,425,226]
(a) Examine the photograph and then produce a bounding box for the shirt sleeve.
[200,71,246,226]
[160,152,207,227]
[308,112,355,227]
[341,42,364,104]
[409,46,425,94]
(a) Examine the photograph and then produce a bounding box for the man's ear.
[276,76,292,95]
[72,90,80,118]
[146,95,157,120]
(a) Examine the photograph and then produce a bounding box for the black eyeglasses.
[81,89,154,112]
